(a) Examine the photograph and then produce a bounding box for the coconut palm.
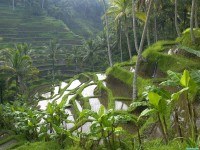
[0,45,38,95]
[100,0,113,67]
[46,40,62,82]
[107,0,133,60]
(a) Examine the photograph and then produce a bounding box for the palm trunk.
[147,27,150,46]
[132,0,139,53]
[12,0,15,10]
[0,87,3,104]
[42,0,45,9]
[125,30,132,60]
[154,7,158,42]
[194,2,199,28]
[175,0,181,37]
[52,53,55,81]
[119,25,123,62]
[133,0,154,100]
[190,0,196,43]
[102,0,113,67]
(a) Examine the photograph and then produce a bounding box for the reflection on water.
[53,86,59,96]
[61,82,68,89]
[64,109,75,129]
[75,100,83,112]
[82,85,97,97]
[56,91,70,104]
[41,92,51,99]
[96,74,106,80]
[89,98,102,112]
[115,101,128,110]
[78,122,91,133]
[67,80,81,90]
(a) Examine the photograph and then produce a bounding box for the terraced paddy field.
[37,72,133,134]
[0,5,85,77]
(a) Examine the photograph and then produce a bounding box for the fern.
[178,44,200,57]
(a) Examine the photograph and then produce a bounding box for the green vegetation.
[0,0,200,149]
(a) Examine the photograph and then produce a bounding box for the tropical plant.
[0,44,39,95]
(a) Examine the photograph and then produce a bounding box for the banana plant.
[78,105,128,149]
[139,92,169,144]
[161,69,200,142]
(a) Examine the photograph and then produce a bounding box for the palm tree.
[100,0,113,67]
[46,40,62,82]
[133,0,154,100]
[0,45,38,95]
[107,0,133,60]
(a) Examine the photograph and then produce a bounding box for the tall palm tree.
[107,0,133,60]
[100,0,113,67]
[133,0,154,100]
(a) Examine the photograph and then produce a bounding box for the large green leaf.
[148,92,161,107]
[98,105,105,117]
[178,45,200,57]
[180,70,190,87]
[191,70,200,86]
[171,87,189,102]
[135,11,147,22]
[138,108,156,121]
[47,103,54,114]
[160,70,181,86]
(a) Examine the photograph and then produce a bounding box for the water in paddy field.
[115,101,129,110]
[89,98,102,112]
[82,85,97,97]
[61,82,68,89]
[67,80,81,90]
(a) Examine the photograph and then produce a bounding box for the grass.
[15,141,61,150]
[143,139,187,150]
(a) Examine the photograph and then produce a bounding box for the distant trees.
[101,0,113,67]
[46,40,62,82]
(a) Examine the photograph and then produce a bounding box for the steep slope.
[0,4,82,48]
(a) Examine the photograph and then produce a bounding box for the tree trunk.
[0,87,3,104]
[175,0,181,37]
[133,0,154,100]
[119,26,123,62]
[12,0,15,10]
[125,30,132,60]
[42,0,45,9]
[132,0,139,53]
[194,2,199,28]
[52,53,55,82]
[190,0,196,43]
[147,27,150,46]
[154,7,158,42]
[102,0,113,67]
